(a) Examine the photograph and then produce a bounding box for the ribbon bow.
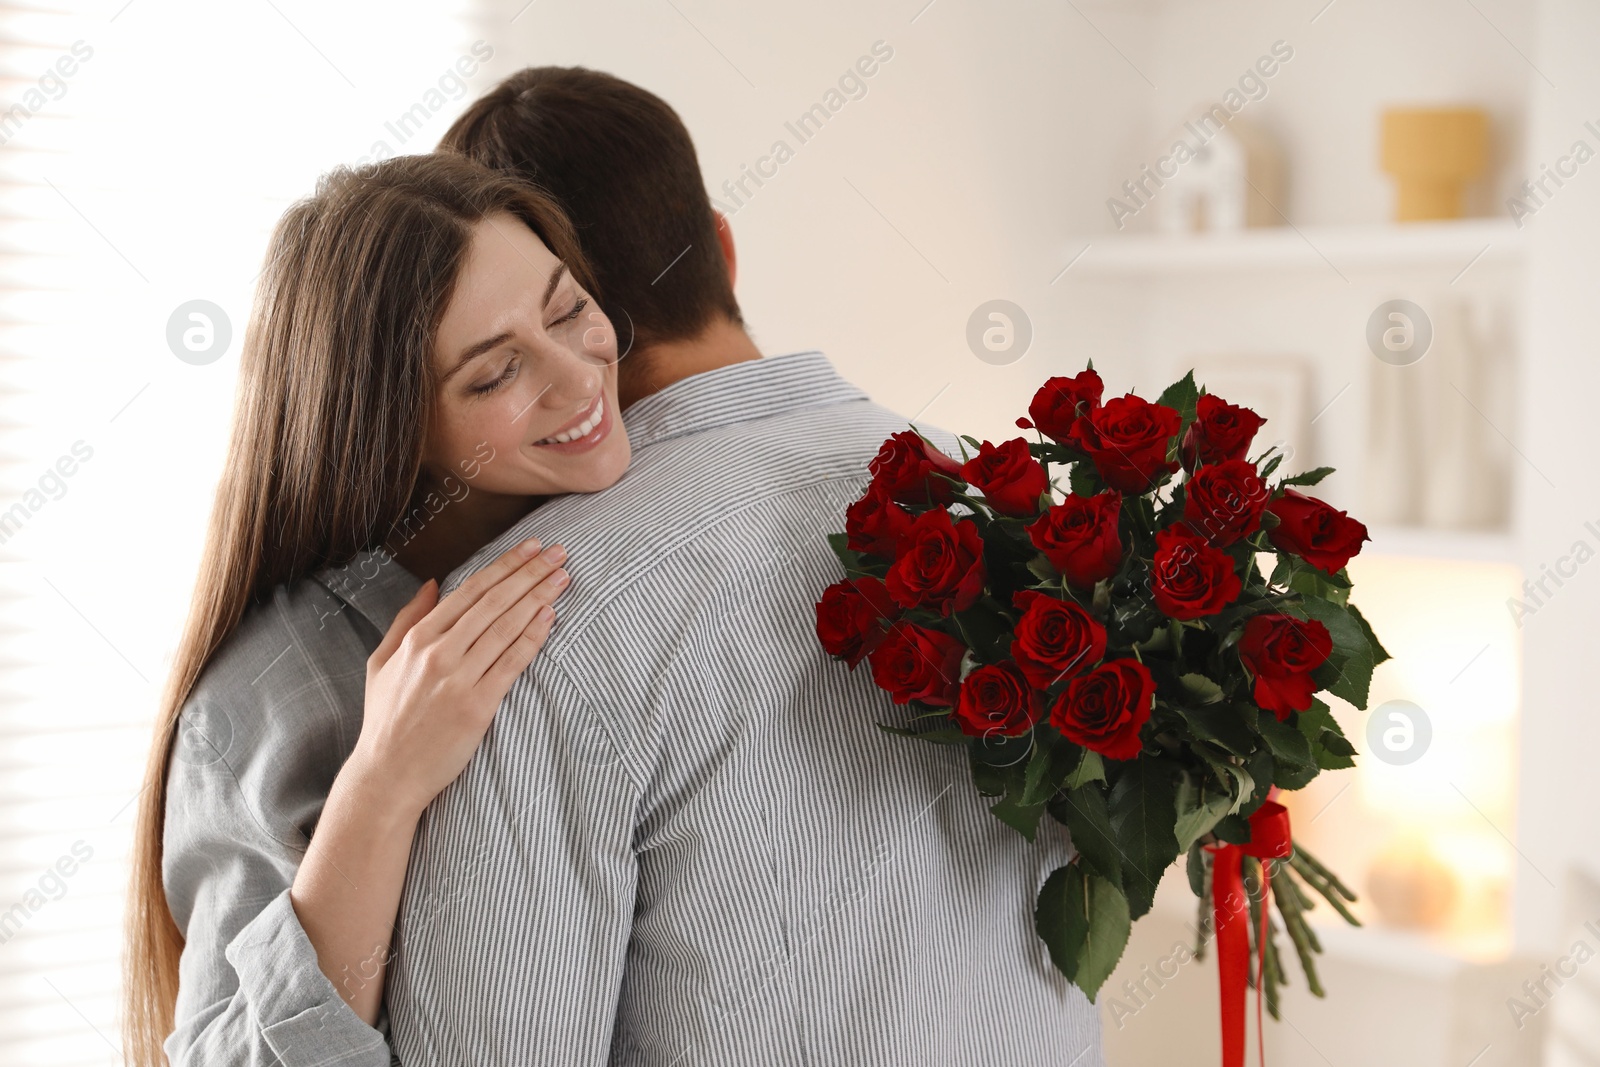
[1205,796,1293,1067]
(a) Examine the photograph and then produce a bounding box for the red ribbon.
[1205,797,1293,1067]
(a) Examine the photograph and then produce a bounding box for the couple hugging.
[125,66,1106,1066]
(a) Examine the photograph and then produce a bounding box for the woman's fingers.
[459,563,571,683]
[479,604,557,698]
[412,536,544,637]
[370,578,438,672]
[441,544,568,656]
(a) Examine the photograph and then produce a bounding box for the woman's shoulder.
[167,552,420,848]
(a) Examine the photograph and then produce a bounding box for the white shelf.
[1060,219,1525,277]
[1364,524,1517,564]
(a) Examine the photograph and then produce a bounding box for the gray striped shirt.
[387,352,1105,1066]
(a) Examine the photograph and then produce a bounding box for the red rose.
[953,661,1041,738]
[1238,614,1334,719]
[961,438,1049,516]
[869,622,966,707]
[1026,491,1122,588]
[1266,489,1371,575]
[1068,394,1182,493]
[815,577,898,668]
[1020,369,1104,443]
[1183,459,1269,546]
[885,508,987,616]
[1180,393,1267,472]
[846,482,915,558]
[1010,590,1107,690]
[868,430,965,506]
[1049,658,1156,761]
[1149,523,1241,620]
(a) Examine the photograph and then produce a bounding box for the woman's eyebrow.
[541,262,568,309]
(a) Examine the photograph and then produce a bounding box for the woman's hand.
[349,537,570,816]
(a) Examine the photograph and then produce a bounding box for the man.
[386,67,1105,1065]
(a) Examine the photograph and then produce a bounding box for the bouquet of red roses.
[815,364,1383,1048]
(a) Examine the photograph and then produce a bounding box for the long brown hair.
[123,153,592,1066]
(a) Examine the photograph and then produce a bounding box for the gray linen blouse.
[161,546,423,1066]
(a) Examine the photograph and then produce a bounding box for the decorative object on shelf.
[1380,107,1489,222]
[1367,833,1459,929]
[1363,295,1514,530]
[816,363,1388,1067]
[1175,355,1313,479]
[1158,116,1286,233]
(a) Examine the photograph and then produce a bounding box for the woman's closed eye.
[550,296,588,328]
[467,298,591,396]
[470,358,520,396]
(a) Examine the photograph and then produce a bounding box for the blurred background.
[0,0,1595,1063]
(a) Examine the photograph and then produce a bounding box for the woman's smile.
[533,392,611,451]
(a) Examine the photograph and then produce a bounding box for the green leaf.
[1108,760,1181,920]
[1195,748,1255,815]
[1257,708,1313,770]
[1296,598,1378,709]
[1298,699,1357,770]
[1026,554,1058,583]
[1179,702,1257,757]
[1174,771,1234,852]
[990,792,1047,841]
[1022,735,1082,807]
[1050,785,1122,889]
[1347,601,1391,665]
[1157,370,1200,427]
[1280,466,1335,487]
[1186,841,1208,897]
[1066,749,1106,790]
[1034,863,1132,1000]
[1179,672,1224,704]
[825,532,879,580]
[875,722,968,747]
[1068,461,1101,497]
[1035,865,1088,983]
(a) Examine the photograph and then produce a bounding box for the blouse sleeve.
[160,604,397,1067]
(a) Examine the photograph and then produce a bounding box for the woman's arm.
[290,537,569,1024]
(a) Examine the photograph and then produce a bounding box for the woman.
[123,152,631,1066]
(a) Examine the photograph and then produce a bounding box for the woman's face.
[427,212,629,498]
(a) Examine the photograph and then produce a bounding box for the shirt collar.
[620,351,868,451]
[310,546,424,633]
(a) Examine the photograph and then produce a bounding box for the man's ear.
[714,210,736,289]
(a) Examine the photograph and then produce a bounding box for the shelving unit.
[1060,218,1525,277]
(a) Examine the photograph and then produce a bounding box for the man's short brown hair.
[439,66,742,365]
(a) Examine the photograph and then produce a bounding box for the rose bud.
[1266,489,1371,576]
[815,577,899,668]
[846,482,915,559]
[1183,459,1270,546]
[961,438,1049,517]
[1049,658,1156,761]
[1067,394,1182,493]
[885,508,987,616]
[1149,522,1241,620]
[1238,613,1334,719]
[1022,369,1104,442]
[953,661,1041,738]
[868,430,965,506]
[868,621,967,707]
[1180,393,1266,472]
[1026,491,1123,589]
[1010,590,1108,690]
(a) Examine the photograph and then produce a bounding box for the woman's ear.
[714,210,736,289]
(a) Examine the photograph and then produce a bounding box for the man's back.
[388,353,1104,1066]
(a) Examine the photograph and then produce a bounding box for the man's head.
[439,67,743,402]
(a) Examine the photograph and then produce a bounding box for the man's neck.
[617,317,763,410]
